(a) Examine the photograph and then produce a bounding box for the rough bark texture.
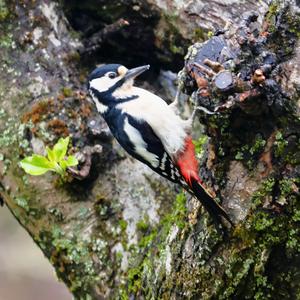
[0,0,300,299]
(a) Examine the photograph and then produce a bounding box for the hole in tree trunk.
[61,0,188,79]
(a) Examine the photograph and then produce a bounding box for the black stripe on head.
[87,64,122,88]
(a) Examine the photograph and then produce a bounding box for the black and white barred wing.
[119,115,184,185]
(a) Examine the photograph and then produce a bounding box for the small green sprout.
[20,137,78,178]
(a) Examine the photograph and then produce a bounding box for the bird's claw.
[195,106,217,115]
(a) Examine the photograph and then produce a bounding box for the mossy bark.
[0,0,300,299]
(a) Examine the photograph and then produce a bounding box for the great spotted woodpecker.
[88,64,232,225]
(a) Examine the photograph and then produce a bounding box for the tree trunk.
[0,0,299,299]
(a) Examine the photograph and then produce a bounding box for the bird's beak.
[124,65,150,81]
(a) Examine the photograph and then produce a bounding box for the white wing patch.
[124,117,159,168]
[89,90,108,114]
[159,152,168,171]
[171,167,175,180]
[116,87,187,158]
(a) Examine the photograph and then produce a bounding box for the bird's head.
[88,64,150,113]
[88,64,150,102]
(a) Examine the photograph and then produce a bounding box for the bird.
[87,63,232,226]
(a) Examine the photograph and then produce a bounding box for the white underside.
[116,87,187,158]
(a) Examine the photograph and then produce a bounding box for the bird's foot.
[169,87,182,115]
[183,105,217,132]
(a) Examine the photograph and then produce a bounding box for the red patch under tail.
[176,137,232,225]
[176,136,205,188]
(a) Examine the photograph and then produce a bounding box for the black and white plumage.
[88,64,232,225]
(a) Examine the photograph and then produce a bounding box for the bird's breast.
[115,87,187,157]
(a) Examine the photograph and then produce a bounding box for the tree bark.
[0,0,300,299]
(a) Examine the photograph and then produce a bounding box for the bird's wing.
[116,87,188,158]
[119,115,185,185]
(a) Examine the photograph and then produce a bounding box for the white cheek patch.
[124,117,159,168]
[89,76,119,93]
[112,79,134,99]
[89,90,108,114]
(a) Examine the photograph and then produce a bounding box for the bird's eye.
[108,72,117,79]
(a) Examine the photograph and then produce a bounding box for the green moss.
[127,266,142,294]
[0,33,13,49]
[0,118,17,148]
[279,178,293,195]
[123,192,187,297]
[136,218,149,233]
[251,178,275,207]
[253,212,274,231]
[292,210,300,222]
[138,230,157,249]
[0,0,9,21]
[14,196,30,212]
[0,113,32,170]
[170,44,184,55]
[233,135,266,168]
[165,191,187,229]
[274,131,288,157]
[192,168,297,298]
[266,1,300,58]
[207,31,214,38]
[235,151,244,160]
[62,87,73,97]
[78,207,90,219]
[119,219,128,232]
[155,12,188,61]
[40,227,101,296]
[250,136,266,155]
[94,195,111,218]
[193,28,208,42]
[193,135,208,158]
[221,172,300,299]
[265,2,279,32]
[286,228,299,252]
[48,207,64,221]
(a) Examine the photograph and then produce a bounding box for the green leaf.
[20,155,55,176]
[46,146,56,162]
[53,162,64,176]
[20,136,78,179]
[52,137,70,162]
[60,155,78,170]
[65,155,78,167]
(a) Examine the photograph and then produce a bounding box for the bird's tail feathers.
[189,177,233,226]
